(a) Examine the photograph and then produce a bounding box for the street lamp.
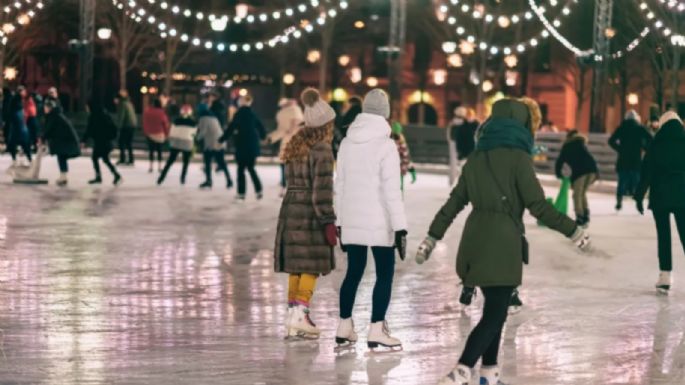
[283,73,295,85]
[97,27,112,40]
[338,55,350,67]
[366,77,378,87]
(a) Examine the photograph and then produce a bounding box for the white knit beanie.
[624,109,641,122]
[362,89,390,119]
[658,110,682,128]
[454,106,468,118]
[301,88,336,127]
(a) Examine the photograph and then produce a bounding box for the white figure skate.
[480,365,508,385]
[656,271,672,295]
[334,318,357,353]
[437,364,471,385]
[286,305,320,340]
[367,321,402,354]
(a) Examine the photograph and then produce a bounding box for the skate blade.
[334,343,357,355]
[656,287,670,296]
[365,345,403,356]
[508,306,522,315]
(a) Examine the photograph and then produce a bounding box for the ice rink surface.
[0,156,684,385]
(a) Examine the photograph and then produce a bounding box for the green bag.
[554,177,571,215]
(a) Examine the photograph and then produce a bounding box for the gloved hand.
[324,223,337,247]
[415,236,437,264]
[570,227,591,253]
[337,227,348,252]
[395,230,408,260]
[635,199,644,215]
[409,168,417,184]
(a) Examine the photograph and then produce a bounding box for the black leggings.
[653,209,685,272]
[118,127,134,164]
[8,140,32,162]
[147,139,163,163]
[57,155,69,173]
[339,245,395,323]
[159,149,192,184]
[92,152,119,177]
[237,159,262,195]
[459,286,515,368]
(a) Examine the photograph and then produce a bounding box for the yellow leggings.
[288,273,318,306]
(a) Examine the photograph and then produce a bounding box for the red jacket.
[142,107,170,138]
[23,96,37,121]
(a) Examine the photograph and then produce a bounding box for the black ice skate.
[366,321,402,354]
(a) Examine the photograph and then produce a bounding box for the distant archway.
[408,102,438,125]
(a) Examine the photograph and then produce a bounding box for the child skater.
[273,88,338,340]
[555,130,599,227]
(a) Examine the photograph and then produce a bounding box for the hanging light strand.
[439,0,579,56]
[655,0,685,12]
[638,1,685,46]
[112,0,347,53]
[141,0,348,28]
[0,0,47,45]
[439,0,572,28]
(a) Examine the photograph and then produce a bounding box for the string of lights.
[439,0,580,57]
[141,0,348,31]
[529,0,649,59]
[638,0,685,46]
[655,0,685,12]
[0,0,47,45]
[438,0,570,29]
[112,0,347,53]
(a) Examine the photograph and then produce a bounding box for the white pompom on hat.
[301,88,336,127]
[658,110,682,128]
[362,88,390,119]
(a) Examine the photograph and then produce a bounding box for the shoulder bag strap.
[484,152,526,235]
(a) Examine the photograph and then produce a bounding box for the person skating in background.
[18,86,39,152]
[196,103,232,189]
[334,89,408,353]
[6,90,32,167]
[115,90,138,166]
[267,98,304,196]
[0,88,7,149]
[221,94,266,200]
[45,87,61,110]
[158,104,197,186]
[634,111,685,295]
[609,109,652,211]
[451,106,479,181]
[648,104,661,135]
[43,99,81,187]
[274,88,337,340]
[82,100,122,186]
[142,98,170,173]
[333,96,362,158]
[208,91,228,130]
[415,98,591,385]
[390,121,416,190]
[555,130,599,227]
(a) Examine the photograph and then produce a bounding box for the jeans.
[339,245,395,323]
[92,152,119,177]
[57,155,69,173]
[159,149,191,184]
[203,150,232,186]
[653,209,685,272]
[8,140,32,162]
[237,159,262,196]
[118,127,134,164]
[617,171,640,203]
[459,286,515,368]
[572,173,597,217]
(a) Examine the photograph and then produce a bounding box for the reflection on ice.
[0,159,684,384]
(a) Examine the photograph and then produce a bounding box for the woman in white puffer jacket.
[334,88,408,353]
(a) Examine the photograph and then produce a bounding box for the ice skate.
[334,318,357,353]
[479,365,508,385]
[199,181,212,189]
[286,305,320,340]
[55,173,68,187]
[256,192,264,200]
[88,176,102,185]
[283,306,295,340]
[437,363,471,385]
[367,321,402,354]
[508,288,523,315]
[113,175,123,186]
[656,271,672,295]
[235,194,246,201]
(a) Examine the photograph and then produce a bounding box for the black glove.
[338,227,348,252]
[636,199,644,215]
[395,230,408,261]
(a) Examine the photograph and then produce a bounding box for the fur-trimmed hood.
[282,123,333,162]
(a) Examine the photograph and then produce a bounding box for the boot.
[437,364,471,385]
[199,181,212,189]
[56,172,68,187]
[288,305,320,339]
[367,321,402,352]
[656,271,672,294]
[335,318,358,349]
[480,365,508,385]
[88,175,102,185]
[113,174,123,186]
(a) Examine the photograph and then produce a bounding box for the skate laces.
[303,308,316,327]
[382,321,392,336]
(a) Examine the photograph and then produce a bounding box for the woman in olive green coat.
[416,98,592,385]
